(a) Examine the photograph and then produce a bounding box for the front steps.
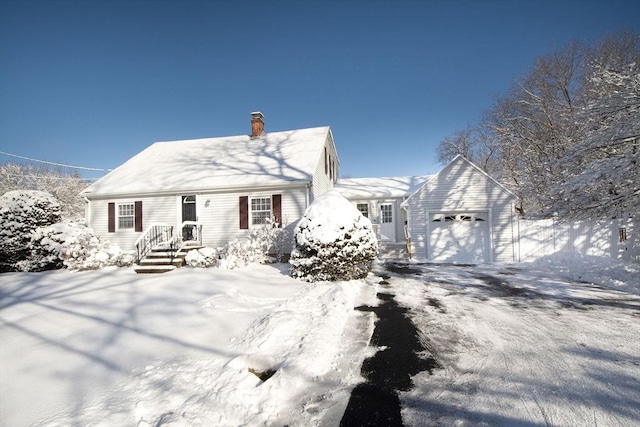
[134,246,203,274]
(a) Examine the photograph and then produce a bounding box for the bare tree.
[0,163,90,220]
[437,31,639,220]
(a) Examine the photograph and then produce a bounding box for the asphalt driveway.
[344,262,640,426]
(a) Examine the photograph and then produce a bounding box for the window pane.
[380,205,393,223]
[250,197,272,225]
[357,203,369,218]
[118,203,134,229]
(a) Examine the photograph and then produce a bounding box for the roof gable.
[401,155,517,206]
[82,127,331,197]
[335,175,431,199]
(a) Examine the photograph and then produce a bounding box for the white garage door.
[429,212,490,262]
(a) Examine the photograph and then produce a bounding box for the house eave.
[81,180,312,200]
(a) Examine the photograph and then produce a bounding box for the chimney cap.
[251,111,264,118]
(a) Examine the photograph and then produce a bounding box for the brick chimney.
[251,112,264,138]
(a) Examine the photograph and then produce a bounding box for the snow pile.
[0,190,61,272]
[185,246,218,267]
[20,221,134,272]
[528,252,640,295]
[290,190,378,282]
[133,281,366,426]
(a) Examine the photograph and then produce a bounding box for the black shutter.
[239,196,249,229]
[134,201,143,232]
[272,194,282,228]
[108,203,115,233]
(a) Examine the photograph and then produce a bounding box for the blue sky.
[1,0,638,181]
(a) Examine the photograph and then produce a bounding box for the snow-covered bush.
[290,190,378,282]
[18,221,134,272]
[185,247,218,268]
[187,217,285,269]
[0,190,61,272]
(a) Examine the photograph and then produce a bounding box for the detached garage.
[402,156,519,263]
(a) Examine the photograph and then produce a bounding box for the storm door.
[181,195,197,241]
[378,203,395,242]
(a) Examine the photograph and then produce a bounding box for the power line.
[2,172,99,182]
[0,150,112,172]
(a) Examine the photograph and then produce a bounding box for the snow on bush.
[18,221,134,272]
[186,217,285,269]
[289,190,378,282]
[0,190,61,272]
[185,247,218,268]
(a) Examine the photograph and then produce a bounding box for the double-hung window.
[357,203,369,218]
[118,203,135,229]
[250,197,272,225]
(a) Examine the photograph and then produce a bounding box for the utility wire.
[0,150,112,172]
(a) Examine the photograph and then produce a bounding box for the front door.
[379,203,395,242]
[181,195,197,241]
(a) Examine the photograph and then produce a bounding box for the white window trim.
[357,202,369,218]
[250,196,272,226]
[117,202,135,230]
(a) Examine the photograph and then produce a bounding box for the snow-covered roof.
[334,175,431,199]
[82,127,332,197]
[401,155,517,207]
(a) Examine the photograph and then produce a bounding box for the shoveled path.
[340,269,439,426]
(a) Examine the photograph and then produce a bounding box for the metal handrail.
[135,223,174,264]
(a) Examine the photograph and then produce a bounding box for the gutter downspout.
[305,183,312,209]
[83,197,91,227]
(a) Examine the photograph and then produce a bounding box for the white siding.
[87,187,308,253]
[88,195,176,250]
[407,157,517,262]
[311,133,339,200]
[349,198,407,244]
[197,187,308,251]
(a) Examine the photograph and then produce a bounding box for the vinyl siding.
[349,198,407,244]
[311,133,339,200]
[87,187,308,253]
[196,187,307,251]
[88,195,176,250]
[406,157,517,262]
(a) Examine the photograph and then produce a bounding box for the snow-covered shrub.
[185,217,287,270]
[185,247,218,268]
[0,190,61,272]
[290,190,378,282]
[217,217,283,269]
[18,221,134,272]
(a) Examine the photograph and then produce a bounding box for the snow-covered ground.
[391,256,640,426]
[0,264,377,426]
[1,255,639,426]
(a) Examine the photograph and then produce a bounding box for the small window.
[251,197,272,225]
[460,215,472,221]
[357,203,369,218]
[444,215,456,222]
[619,228,627,242]
[118,203,134,229]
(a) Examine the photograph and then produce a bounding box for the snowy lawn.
[0,264,377,426]
[1,255,639,426]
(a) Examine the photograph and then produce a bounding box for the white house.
[83,113,520,269]
[81,112,340,270]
